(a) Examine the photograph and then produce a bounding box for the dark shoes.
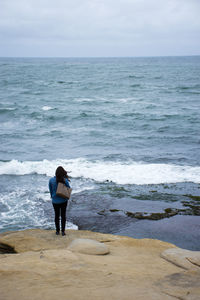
[56,231,66,236]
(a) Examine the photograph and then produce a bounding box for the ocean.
[0,56,200,250]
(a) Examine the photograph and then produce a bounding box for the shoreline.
[1,213,200,251]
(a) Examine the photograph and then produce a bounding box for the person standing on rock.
[49,166,71,236]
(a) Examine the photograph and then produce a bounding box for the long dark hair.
[55,166,70,183]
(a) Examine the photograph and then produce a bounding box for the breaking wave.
[0,159,199,185]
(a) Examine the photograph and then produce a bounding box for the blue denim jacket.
[49,176,71,204]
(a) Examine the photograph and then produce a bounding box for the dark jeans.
[53,201,68,233]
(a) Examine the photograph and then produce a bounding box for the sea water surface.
[0,56,200,250]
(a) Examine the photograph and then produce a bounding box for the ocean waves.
[0,57,200,245]
[0,159,199,185]
[0,185,78,232]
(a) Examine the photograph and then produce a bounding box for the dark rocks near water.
[68,188,200,250]
[184,195,200,201]
[181,194,200,216]
[97,201,200,221]
[98,207,179,221]
[126,208,179,220]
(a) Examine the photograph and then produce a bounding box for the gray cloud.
[0,0,199,56]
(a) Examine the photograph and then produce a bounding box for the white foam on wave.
[0,187,78,231]
[0,158,200,185]
[75,98,95,103]
[42,106,53,111]
[117,97,135,103]
[1,107,16,111]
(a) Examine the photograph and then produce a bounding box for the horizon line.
[0,54,200,59]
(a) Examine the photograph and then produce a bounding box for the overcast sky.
[0,0,199,57]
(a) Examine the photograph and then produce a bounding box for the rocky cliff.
[0,229,200,300]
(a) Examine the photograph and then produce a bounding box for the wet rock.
[109,209,120,213]
[182,202,200,216]
[97,209,106,215]
[183,194,200,201]
[126,208,179,220]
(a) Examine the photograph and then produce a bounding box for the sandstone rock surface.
[0,229,199,300]
[68,238,110,255]
[161,248,200,270]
